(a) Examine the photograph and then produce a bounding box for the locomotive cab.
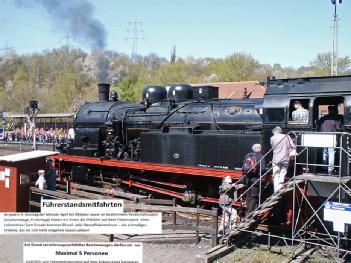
[263,75,351,134]
[263,75,351,175]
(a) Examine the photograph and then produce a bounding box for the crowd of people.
[2,127,74,144]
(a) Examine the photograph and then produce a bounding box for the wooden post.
[195,207,200,245]
[28,188,32,212]
[66,181,71,194]
[212,207,218,247]
[172,198,177,225]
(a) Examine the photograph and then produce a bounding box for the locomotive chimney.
[98,83,110,102]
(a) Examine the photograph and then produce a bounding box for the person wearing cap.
[317,105,344,175]
[270,126,295,192]
[292,101,309,123]
[242,144,266,217]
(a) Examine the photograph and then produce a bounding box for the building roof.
[192,81,266,99]
[0,150,58,163]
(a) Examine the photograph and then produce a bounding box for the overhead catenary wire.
[1,0,49,19]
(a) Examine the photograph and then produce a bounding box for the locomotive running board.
[50,154,242,179]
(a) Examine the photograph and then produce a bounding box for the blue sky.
[0,0,350,68]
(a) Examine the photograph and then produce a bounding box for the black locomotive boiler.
[54,75,351,204]
[68,83,263,170]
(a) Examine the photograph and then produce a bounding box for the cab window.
[264,108,286,123]
[313,96,344,130]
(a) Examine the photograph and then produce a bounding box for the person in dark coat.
[242,144,266,217]
[45,159,56,191]
[317,105,344,175]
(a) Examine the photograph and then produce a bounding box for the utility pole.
[170,45,176,63]
[125,20,143,63]
[0,41,13,61]
[0,41,14,79]
[331,0,342,76]
[59,32,72,71]
[60,32,73,49]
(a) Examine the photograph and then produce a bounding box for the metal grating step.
[225,179,302,243]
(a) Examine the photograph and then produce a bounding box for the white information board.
[301,133,336,148]
[23,242,143,263]
[324,201,351,232]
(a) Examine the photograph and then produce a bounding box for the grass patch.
[216,247,286,263]
[216,246,335,263]
[306,250,335,263]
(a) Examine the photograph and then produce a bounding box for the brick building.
[192,81,266,99]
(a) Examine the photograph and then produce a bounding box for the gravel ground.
[217,246,336,263]
[0,234,211,263]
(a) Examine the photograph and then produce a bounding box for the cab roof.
[266,75,351,96]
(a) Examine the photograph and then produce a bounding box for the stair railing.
[219,131,300,232]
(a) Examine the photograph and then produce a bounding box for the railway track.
[29,183,220,248]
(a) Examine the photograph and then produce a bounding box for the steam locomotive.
[55,75,351,204]
[68,83,262,169]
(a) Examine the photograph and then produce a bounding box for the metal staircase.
[207,131,351,262]
[218,132,299,235]
[224,178,301,244]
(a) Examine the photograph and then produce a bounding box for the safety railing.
[0,140,57,151]
[230,131,350,224]
[289,131,351,261]
[291,131,351,178]
[219,131,299,233]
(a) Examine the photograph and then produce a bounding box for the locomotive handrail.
[156,100,198,129]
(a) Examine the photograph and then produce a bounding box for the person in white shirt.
[292,101,309,123]
[35,169,47,190]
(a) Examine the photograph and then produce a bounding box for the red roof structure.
[192,81,266,99]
